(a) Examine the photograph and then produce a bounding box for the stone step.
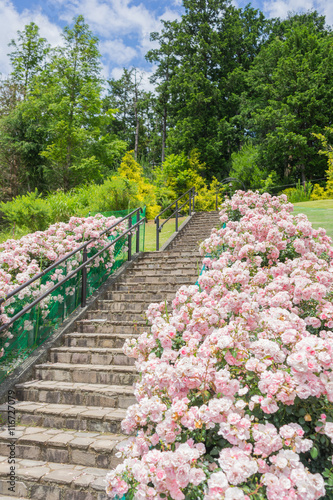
[137,253,200,262]
[49,347,134,366]
[105,290,176,302]
[0,455,109,499]
[118,274,197,285]
[34,362,138,386]
[0,426,126,469]
[130,262,199,271]
[147,248,201,262]
[0,496,29,500]
[75,319,146,334]
[16,381,135,408]
[13,401,127,433]
[85,310,147,322]
[110,281,183,292]
[169,244,201,250]
[125,268,197,277]
[94,300,169,313]
[0,494,29,500]
[173,234,208,240]
[64,332,139,348]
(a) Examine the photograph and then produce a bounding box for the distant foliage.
[118,151,160,219]
[155,149,223,212]
[0,189,51,232]
[311,128,333,200]
[282,181,313,203]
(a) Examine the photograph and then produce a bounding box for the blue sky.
[0,0,332,88]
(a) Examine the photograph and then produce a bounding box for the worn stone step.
[75,319,147,334]
[130,262,199,271]
[16,380,135,408]
[173,235,208,240]
[85,310,147,322]
[0,496,29,500]
[169,243,201,249]
[137,253,200,261]
[110,281,182,292]
[119,274,197,285]
[13,401,127,433]
[139,250,201,258]
[64,332,139,348]
[105,290,176,302]
[49,347,134,366]
[35,362,137,385]
[94,300,170,313]
[0,426,126,469]
[0,454,109,499]
[95,300,149,312]
[125,268,197,277]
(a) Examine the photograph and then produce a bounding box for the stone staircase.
[0,211,220,500]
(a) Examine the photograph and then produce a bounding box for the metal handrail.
[0,207,146,333]
[154,187,196,251]
[0,207,143,307]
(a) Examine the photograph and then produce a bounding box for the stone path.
[0,211,220,499]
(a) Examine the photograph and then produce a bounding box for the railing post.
[136,210,140,254]
[192,188,195,212]
[128,215,132,261]
[81,246,88,308]
[156,217,160,251]
[175,201,178,232]
[216,191,218,211]
[189,191,192,216]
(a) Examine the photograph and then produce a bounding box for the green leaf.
[310,446,319,459]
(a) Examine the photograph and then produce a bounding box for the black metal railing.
[154,187,196,251]
[0,207,146,335]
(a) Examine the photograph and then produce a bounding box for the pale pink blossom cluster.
[106,191,333,499]
[0,214,126,353]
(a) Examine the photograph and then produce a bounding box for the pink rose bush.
[106,191,333,499]
[0,214,127,357]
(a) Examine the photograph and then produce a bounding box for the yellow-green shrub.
[118,151,160,219]
[310,184,327,200]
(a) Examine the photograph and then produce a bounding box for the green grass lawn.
[293,200,333,239]
[144,217,187,252]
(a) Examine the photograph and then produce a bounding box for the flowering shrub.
[106,191,333,499]
[0,214,127,356]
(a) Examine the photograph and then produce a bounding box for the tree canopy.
[0,6,333,203]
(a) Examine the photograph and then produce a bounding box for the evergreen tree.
[27,15,125,190]
[148,0,268,178]
[8,22,50,96]
[239,15,333,183]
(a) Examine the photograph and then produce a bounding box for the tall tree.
[8,22,50,97]
[148,0,268,178]
[105,68,153,161]
[239,15,333,183]
[146,21,181,163]
[26,15,124,190]
[0,23,49,200]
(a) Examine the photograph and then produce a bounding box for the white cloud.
[263,0,333,25]
[0,0,62,76]
[100,39,138,65]
[48,0,181,68]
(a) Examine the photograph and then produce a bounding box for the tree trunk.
[162,106,167,163]
[300,163,306,192]
[134,104,139,160]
